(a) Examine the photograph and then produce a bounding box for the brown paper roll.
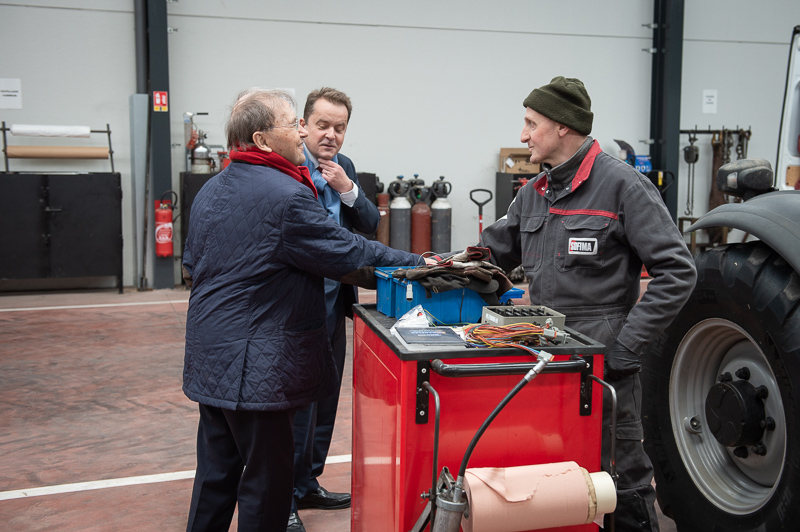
[461,462,617,532]
[5,146,109,159]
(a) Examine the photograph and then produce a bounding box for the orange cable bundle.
[464,322,546,351]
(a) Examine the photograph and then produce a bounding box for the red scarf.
[228,146,318,199]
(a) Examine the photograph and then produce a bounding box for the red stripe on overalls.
[544,140,618,219]
[550,207,618,220]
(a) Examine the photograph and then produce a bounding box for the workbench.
[351,304,607,532]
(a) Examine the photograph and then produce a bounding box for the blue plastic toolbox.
[375,268,525,324]
[375,267,401,317]
[392,278,486,324]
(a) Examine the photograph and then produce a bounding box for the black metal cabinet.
[0,173,123,291]
[179,171,217,258]
[495,172,539,217]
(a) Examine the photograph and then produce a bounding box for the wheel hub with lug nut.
[704,368,773,455]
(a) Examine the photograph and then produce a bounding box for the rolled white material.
[588,471,616,516]
[10,124,92,138]
[461,462,616,532]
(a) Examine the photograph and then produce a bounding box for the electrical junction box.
[481,305,566,330]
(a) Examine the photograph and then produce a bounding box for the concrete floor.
[0,286,676,532]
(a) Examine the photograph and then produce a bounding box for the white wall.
[166,0,654,252]
[0,1,136,284]
[1,1,799,286]
[678,2,800,244]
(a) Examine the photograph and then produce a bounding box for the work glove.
[340,266,376,289]
[604,340,642,381]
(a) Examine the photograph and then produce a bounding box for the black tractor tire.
[642,242,800,532]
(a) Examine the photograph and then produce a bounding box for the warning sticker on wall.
[153,91,169,112]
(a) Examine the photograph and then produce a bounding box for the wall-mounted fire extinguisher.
[155,190,178,258]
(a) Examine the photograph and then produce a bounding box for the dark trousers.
[567,311,660,532]
[602,373,660,532]
[292,307,347,509]
[186,404,295,532]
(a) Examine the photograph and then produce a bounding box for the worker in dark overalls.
[479,76,697,531]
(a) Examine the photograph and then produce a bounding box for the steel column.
[648,0,685,221]
[147,0,174,288]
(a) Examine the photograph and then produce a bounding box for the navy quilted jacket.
[183,161,419,411]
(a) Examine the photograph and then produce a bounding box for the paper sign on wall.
[153,91,169,112]
[703,89,717,114]
[0,78,22,109]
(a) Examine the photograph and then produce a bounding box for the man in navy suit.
[288,88,380,532]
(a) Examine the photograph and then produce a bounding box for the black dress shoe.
[287,511,306,532]
[296,486,351,510]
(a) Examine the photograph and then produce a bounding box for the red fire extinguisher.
[155,191,177,258]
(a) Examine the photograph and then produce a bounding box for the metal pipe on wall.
[134,0,147,95]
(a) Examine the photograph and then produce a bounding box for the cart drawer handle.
[431,357,588,378]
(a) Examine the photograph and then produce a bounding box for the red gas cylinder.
[410,186,431,255]
[218,151,230,170]
[376,193,391,246]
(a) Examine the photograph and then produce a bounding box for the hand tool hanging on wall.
[469,189,493,237]
[736,128,751,160]
[708,130,732,246]
[430,176,452,253]
[683,131,699,216]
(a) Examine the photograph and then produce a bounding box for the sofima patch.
[568,238,597,255]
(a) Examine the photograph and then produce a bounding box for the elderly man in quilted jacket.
[182,88,422,532]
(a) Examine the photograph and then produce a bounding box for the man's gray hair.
[226,88,295,150]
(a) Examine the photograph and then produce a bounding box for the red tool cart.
[351,304,607,532]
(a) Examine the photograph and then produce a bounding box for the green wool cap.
[523,76,593,135]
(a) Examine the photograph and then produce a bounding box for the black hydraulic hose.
[160,190,178,210]
[423,381,440,522]
[456,353,552,481]
[456,374,530,480]
[160,190,180,223]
